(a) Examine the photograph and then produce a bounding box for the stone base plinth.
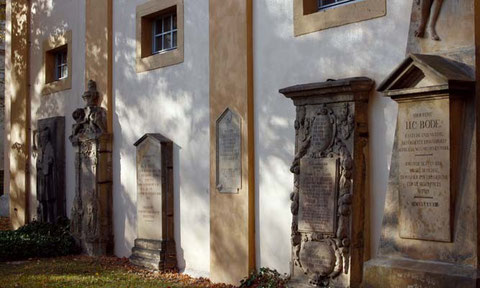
[129,239,177,272]
[363,257,480,288]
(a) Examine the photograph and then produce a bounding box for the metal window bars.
[318,0,356,10]
[55,50,68,81]
[152,13,178,54]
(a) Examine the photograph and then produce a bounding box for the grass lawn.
[0,256,234,288]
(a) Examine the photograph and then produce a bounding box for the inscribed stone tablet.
[137,137,163,240]
[398,98,451,242]
[216,109,242,193]
[298,157,338,233]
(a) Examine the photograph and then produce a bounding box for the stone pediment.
[378,54,474,98]
[134,133,172,146]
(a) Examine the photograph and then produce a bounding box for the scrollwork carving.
[290,103,355,287]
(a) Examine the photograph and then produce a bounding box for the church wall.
[13,0,420,280]
[112,0,211,277]
[253,0,413,274]
[28,0,86,222]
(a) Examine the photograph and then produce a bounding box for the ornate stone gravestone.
[69,80,113,256]
[363,55,477,287]
[129,134,177,271]
[280,77,373,288]
[36,116,66,223]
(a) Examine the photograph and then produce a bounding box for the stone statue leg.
[429,0,443,40]
[415,0,432,38]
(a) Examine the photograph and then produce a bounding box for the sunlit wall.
[112,0,210,277]
[23,0,415,279]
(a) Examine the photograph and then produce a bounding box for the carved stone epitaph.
[216,108,242,193]
[69,80,113,256]
[129,134,177,272]
[280,77,373,288]
[398,98,451,242]
[35,117,66,223]
[363,55,478,288]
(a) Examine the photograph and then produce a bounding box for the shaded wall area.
[0,0,6,216]
[28,0,86,223]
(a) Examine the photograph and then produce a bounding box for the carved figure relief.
[35,116,66,224]
[415,0,444,41]
[36,127,57,223]
[290,103,355,287]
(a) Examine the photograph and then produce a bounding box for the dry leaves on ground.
[38,255,236,288]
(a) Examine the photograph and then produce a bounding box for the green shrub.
[240,267,288,288]
[0,218,80,261]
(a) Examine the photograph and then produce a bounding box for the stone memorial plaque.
[137,137,163,240]
[398,98,451,242]
[298,157,339,233]
[216,108,242,193]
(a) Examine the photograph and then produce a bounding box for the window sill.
[136,47,183,73]
[294,0,386,37]
[42,78,72,96]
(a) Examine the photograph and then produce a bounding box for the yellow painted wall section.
[209,0,255,285]
[85,0,113,133]
[9,0,30,229]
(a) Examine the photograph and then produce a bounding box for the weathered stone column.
[69,80,113,256]
[280,77,373,288]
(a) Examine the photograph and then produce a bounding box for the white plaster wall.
[253,0,412,274]
[29,0,86,221]
[112,0,210,277]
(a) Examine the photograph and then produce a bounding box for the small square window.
[318,0,356,10]
[136,0,184,73]
[152,13,177,54]
[42,30,72,95]
[54,48,68,81]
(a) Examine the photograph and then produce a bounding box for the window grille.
[152,13,177,54]
[318,0,356,10]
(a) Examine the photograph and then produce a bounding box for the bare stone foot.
[415,26,426,38]
[430,28,440,41]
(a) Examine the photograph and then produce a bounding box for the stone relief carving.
[11,142,24,155]
[70,80,112,256]
[415,0,444,41]
[291,103,355,287]
[36,127,56,223]
[34,117,66,224]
